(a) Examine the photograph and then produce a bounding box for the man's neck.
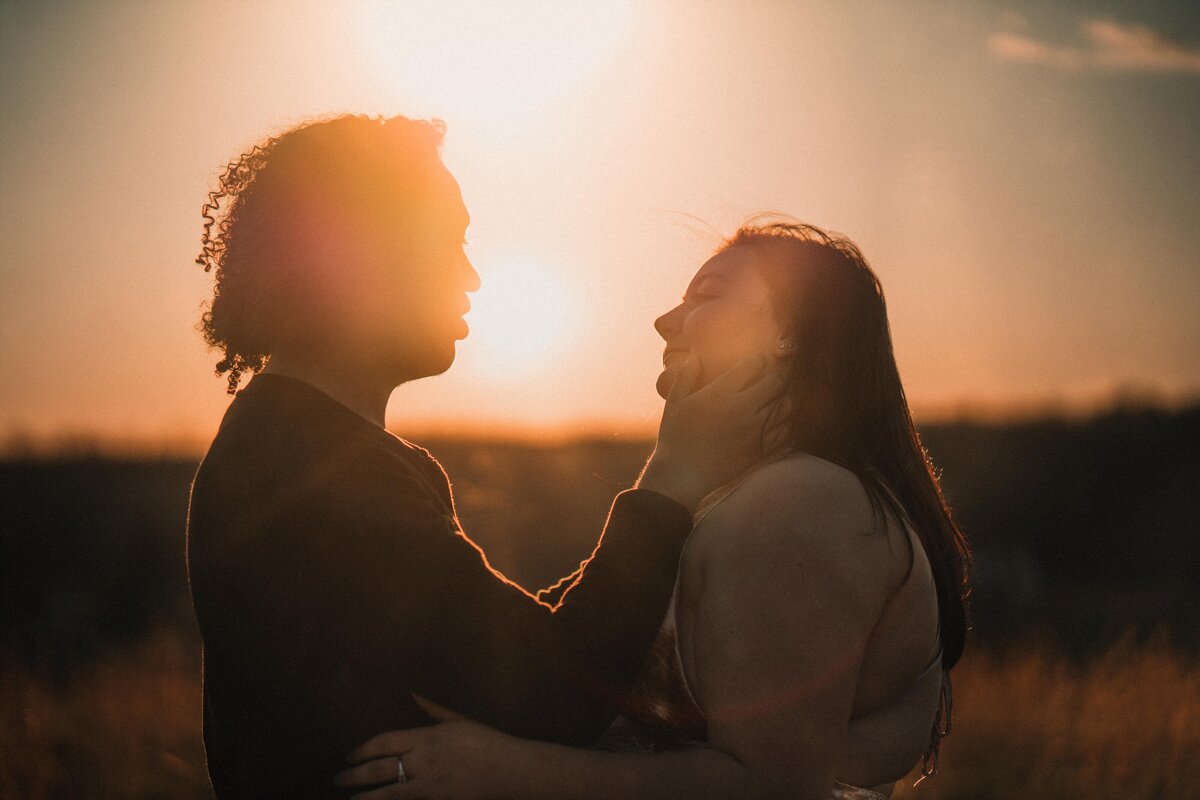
[262,350,396,428]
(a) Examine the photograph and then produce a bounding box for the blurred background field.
[2,403,1198,798]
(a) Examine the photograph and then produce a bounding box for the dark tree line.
[2,405,1197,671]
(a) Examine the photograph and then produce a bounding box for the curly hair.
[195,114,446,393]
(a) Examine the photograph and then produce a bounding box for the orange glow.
[460,258,584,382]
[354,1,634,127]
[0,1,1197,446]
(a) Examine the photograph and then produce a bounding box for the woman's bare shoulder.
[696,454,874,542]
[687,453,898,607]
[746,452,870,502]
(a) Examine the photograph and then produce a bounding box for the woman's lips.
[662,348,688,367]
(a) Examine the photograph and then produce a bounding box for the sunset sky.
[2,0,1198,447]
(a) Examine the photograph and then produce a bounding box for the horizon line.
[3,389,1196,460]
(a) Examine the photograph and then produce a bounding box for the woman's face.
[654,245,788,398]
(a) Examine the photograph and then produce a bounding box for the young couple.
[186,115,969,800]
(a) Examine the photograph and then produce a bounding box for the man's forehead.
[429,167,469,228]
[394,175,466,229]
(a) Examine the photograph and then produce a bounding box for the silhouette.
[184,115,777,798]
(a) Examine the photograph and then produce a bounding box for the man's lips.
[451,298,471,339]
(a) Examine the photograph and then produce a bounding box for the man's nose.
[462,257,481,293]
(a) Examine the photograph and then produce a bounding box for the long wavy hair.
[721,219,971,776]
[195,114,446,393]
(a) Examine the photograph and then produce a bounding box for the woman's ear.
[773,337,796,360]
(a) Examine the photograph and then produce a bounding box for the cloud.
[989,17,1200,74]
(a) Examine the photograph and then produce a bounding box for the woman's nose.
[654,304,683,340]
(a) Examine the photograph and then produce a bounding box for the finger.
[703,354,766,395]
[336,757,404,789]
[740,368,787,411]
[666,355,701,402]
[348,731,416,764]
[413,694,468,722]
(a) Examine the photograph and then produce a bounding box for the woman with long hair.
[337,220,971,799]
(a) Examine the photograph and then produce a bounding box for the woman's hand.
[336,698,526,800]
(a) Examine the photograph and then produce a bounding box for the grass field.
[894,636,1200,800]
[2,406,1198,796]
[3,630,1197,799]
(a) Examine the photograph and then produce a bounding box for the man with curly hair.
[186,115,777,798]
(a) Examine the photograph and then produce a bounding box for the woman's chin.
[656,369,675,399]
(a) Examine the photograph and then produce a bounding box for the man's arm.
[424,487,692,742]
[267,467,691,758]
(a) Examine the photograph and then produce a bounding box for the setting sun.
[460,259,583,382]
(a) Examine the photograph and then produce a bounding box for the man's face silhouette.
[300,162,479,383]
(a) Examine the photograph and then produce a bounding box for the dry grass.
[0,631,212,799]
[895,635,1200,800]
[2,632,1197,799]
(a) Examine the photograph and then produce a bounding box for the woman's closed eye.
[684,275,730,303]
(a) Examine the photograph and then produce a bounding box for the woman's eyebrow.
[685,273,729,296]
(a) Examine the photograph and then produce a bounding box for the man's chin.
[425,344,457,378]
[393,341,458,382]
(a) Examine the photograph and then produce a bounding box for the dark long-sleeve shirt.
[186,374,691,798]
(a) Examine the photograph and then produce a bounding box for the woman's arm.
[339,456,901,800]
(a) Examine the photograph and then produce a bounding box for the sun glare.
[355,0,635,126]
[461,259,582,381]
